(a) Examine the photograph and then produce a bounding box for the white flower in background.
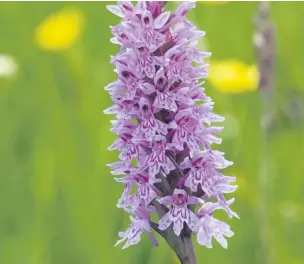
[0,54,18,78]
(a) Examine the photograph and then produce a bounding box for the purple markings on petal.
[196,215,234,249]
[115,208,154,249]
[195,199,236,248]
[116,168,157,209]
[134,99,168,141]
[147,135,175,182]
[158,189,200,236]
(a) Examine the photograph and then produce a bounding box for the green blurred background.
[0,1,303,264]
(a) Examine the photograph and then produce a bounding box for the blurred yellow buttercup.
[34,7,84,51]
[208,60,259,93]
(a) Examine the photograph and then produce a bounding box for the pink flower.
[115,168,158,209]
[180,150,236,195]
[140,67,193,112]
[171,111,200,155]
[133,98,168,141]
[107,2,138,20]
[158,189,201,236]
[147,135,175,180]
[116,46,164,79]
[138,9,170,51]
[195,199,236,248]
[115,207,158,249]
[105,1,238,252]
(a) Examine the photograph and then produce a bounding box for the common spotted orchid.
[105,1,238,263]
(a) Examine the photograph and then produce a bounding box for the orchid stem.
[254,2,276,264]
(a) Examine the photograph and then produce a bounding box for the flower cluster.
[105,1,238,250]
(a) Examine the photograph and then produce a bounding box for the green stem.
[254,2,276,264]
[259,89,273,264]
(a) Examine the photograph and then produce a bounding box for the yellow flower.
[34,8,84,51]
[208,60,259,93]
